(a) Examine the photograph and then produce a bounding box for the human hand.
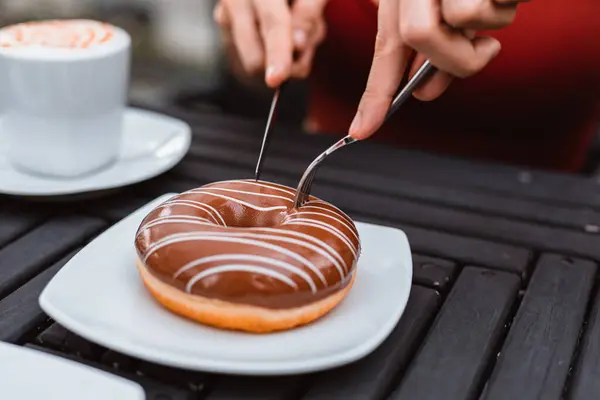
[214,0,328,88]
[350,0,528,140]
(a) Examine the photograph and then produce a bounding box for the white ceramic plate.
[0,108,191,197]
[40,194,412,375]
[0,341,145,400]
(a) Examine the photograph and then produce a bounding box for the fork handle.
[384,61,436,122]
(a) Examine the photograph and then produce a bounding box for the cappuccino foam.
[0,19,129,59]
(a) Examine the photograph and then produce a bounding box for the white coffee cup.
[0,19,131,178]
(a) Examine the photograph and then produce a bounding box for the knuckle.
[400,22,435,48]
[374,29,401,57]
[442,0,481,28]
[261,9,290,31]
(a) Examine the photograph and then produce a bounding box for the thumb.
[290,0,327,49]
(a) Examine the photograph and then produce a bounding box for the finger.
[442,0,517,30]
[401,0,501,78]
[222,0,265,76]
[350,0,408,140]
[213,2,228,27]
[291,0,328,51]
[290,16,326,77]
[291,46,315,78]
[410,53,454,101]
[253,0,293,87]
[290,18,325,78]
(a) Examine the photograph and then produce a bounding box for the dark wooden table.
[1,100,600,400]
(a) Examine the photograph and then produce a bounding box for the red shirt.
[307,0,600,172]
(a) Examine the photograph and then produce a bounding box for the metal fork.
[293,60,436,208]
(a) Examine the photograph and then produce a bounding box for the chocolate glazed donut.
[134,179,360,333]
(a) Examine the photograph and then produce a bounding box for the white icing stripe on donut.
[186,264,298,293]
[164,199,226,226]
[309,200,353,223]
[147,231,343,280]
[206,180,297,196]
[185,192,288,212]
[239,180,297,196]
[300,205,354,225]
[191,187,293,203]
[244,179,300,194]
[143,232,334,283]
[154,203,217,222]
[282,219,358,258]
[154,202,221,225]
[142,213,346,269]
[173,254,317,293]
[286,211,359,241]
[139,215,214,233]
[139,219,214,232]
[283,217,357,252]
[247,227,346,266]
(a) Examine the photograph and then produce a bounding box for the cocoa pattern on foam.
[0,20,114,49]
[135,180,360,307]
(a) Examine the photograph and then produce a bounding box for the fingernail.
[349,111,362,137]
[266,65,279,82]
[293,29,307,47]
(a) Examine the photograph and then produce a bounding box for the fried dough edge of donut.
[136,258,356,333]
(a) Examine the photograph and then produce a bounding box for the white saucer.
[40,194,413,375]
[0,108,191,197]
[0,342,145,400]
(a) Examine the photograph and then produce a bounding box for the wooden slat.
[135,176,199,198]
[39,326,210,392]
[0,205,44,248]
[136,361,210,393]
[0,250,78,342]
[77,194,154,222]
[481,254,596,400]
[0,216,105,299]
[205,376,305,400]
[190,128,600,229]
[412,254,458,291]
[187,137,600,232]
[24,345,197,400]
[302,286,440,400]
[62,330,105,360]
[390,267,520,400]
[397,223,530,275]
[570,287,600,400]
[182,114,600,209]
[36,324,70,350]
[310,181,599,262]
[101,351,139,372]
